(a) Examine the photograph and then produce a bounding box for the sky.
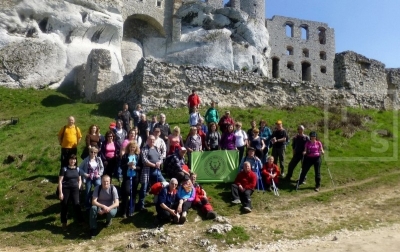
[266,0,400,68]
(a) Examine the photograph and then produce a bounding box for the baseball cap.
[310,131,317,137]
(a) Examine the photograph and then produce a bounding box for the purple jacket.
[220,132,236,150]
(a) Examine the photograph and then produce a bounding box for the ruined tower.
[241,0,265,23]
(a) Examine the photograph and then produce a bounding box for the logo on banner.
[203,155,227,178]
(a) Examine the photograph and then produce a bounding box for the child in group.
[261,156,281,191]
[190,172,217,219]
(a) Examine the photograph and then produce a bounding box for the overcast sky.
[266,0,399,68]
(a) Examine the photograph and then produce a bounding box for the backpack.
[149,181,169,195]
[93,184,115,202]
[55,167,80,197]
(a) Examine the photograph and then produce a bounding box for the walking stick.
[256,168,265,192]
[129,175,133,216]
[296,155,304,191]
[323,156,335,187]
[272,178,279,196]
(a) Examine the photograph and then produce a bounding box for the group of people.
[56,95,325,238]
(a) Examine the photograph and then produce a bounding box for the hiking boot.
[243,207,252,213]
[231,199,241,204]
[314,187,320,192]
[173,214,180,224]
[89,229,97,239]
[179,215,187,224]
[105,219,112,227]
[206,211,217,219]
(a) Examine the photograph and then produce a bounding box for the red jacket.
[261,163,280,178]
[234,170,257,190]
[188,94,200,107]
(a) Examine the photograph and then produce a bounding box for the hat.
[225,110,230,114]
[309,131,317,137]
[247,147,256,151]
[298,125,305,130]
[109,122,116,129]
[276,120,282,124]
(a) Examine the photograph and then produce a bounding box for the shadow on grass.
[41,95,73,107]
[89,100,121,119]
[1,216,87,239]
[131,210,155,228]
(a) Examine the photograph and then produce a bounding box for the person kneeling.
[261,156,280,192]
[156,178,179,224]
[231,161,257,213]
[190,172,217,219]
[89,175,119,239]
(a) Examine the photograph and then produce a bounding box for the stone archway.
[121,14,167,74]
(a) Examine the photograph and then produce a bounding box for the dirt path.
[2,178,400,251]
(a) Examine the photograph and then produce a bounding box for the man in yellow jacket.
[58,116,82,168]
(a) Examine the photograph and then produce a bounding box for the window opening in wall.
[318,27,326,44]
[156,0,162,7]
[301,62,311,81]
[302,48,309,58]
[320,66,327,74]
[320,51,326,60]
[272,58,280,78]
[285,23,294,37]
[300,25,309,40]
[287,61,294,70]
[286,46,293,55]
[359,61,371,75]
[252,55,256,65]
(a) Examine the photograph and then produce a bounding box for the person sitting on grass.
[261,156,280,192]
[231,161,257,213]
[89,175,119,239]
[175,177,196,224]
[163,147,190,183]
[190,172,217,219]
[155,178,179,225]
[238,147,262,175]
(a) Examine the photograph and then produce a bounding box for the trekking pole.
[296,155,304,191]
[129,175,133,216]
[323,156,335,187]
[257,168,265,192]
[272,178,279,196]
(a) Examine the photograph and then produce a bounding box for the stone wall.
[334,51,387,94]
[122,57,398,113]
[266,15,335,87]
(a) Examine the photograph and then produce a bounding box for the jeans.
[89,205,117,229]
[231,184,253,208]
[138,168,165,209]
[85,178,101,208]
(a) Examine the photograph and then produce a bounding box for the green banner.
[191,150,239,183]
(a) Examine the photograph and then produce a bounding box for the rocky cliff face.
[0,0,124,88]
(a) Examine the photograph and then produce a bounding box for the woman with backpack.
[298,131,324,192]
[120,141,140,218]
[58,154,84,230]
[79,147,104,210]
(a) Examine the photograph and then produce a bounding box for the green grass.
[0,86,400,248]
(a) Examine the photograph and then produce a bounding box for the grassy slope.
[0,87,399,247]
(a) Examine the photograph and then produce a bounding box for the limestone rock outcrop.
[0,0,123,89]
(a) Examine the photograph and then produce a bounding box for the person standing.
[58,116,82,168]
[218,111,235,133]
[185,126,202,168]
[247,120,257,144]
[298,131,324,192]
[138,135,166,211]
[220,124,236,150]
[132,104,143,128]
[153,127,167,162]
[286,125,309,181]
[270,120,288,177]
[234,122,248,162]
[205,122,221,151]
[149,115,158,135]
[187,89,201,114]
[137,114,150,148]
[58,154,84,230]
[154,113,171,144]
[259,120,272,163]
[117,103,132,133]
[204,101,219,126]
